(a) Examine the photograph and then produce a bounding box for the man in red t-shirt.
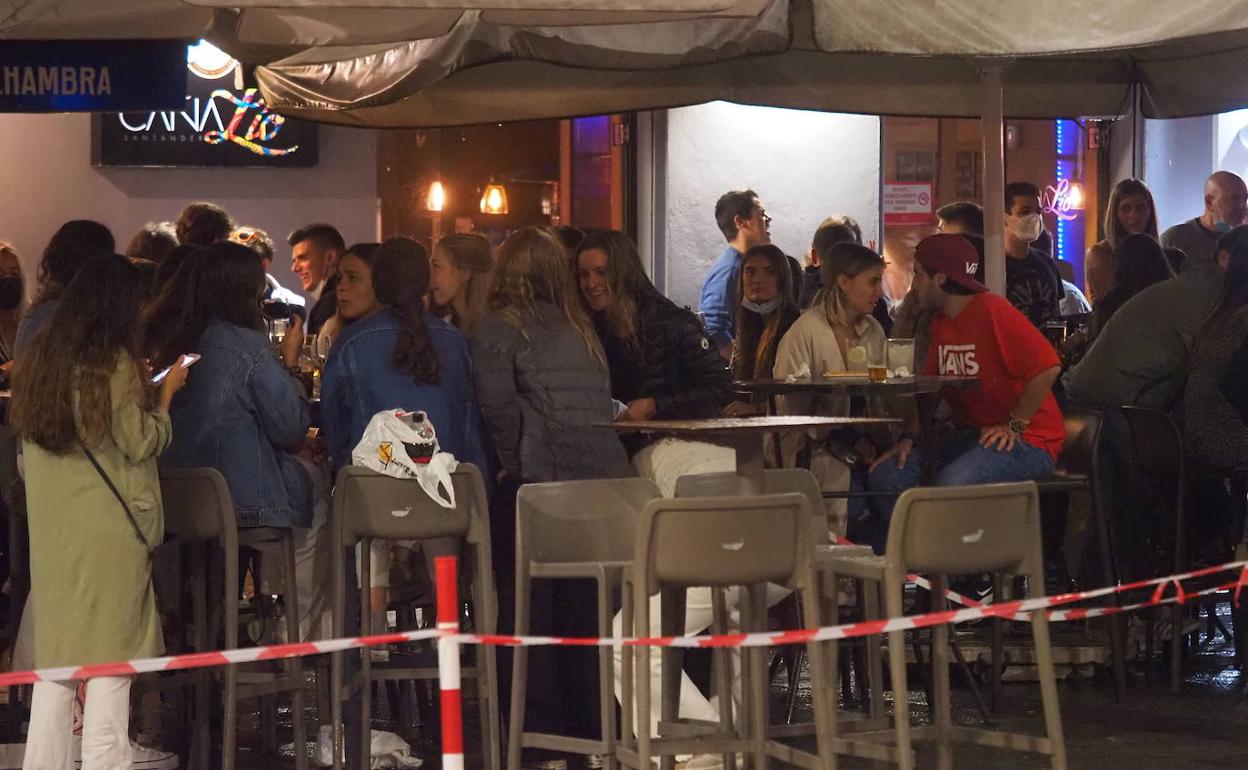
[863,234,1064,549]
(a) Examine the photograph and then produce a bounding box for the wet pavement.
[193,612,1248,769]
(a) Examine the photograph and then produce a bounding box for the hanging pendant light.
[425,180,446,213]
[480,179,509,215]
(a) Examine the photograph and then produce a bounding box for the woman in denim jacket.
[320,237,489,475]
[145,242,313,529]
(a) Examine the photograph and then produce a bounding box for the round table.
[733,375,980,483]
[603,415,898,495]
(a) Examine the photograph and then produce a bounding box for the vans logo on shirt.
[938,344,979,376]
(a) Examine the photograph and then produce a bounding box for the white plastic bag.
[351,410,458,508]
[315,725,424,768]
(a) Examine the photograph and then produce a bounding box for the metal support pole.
[980,64,1007,295]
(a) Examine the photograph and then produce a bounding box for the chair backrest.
[674,468,829,545]
[1059,409,1102,476]
[332,464,487,546]
[636,492,812,593]
[1119,406,1184,562]
[884,482,1041,579]
[516,477,659,566]
[159,467,238,551]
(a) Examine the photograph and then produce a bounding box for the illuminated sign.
[92,42,317,168]
[0,41,185,113]
[1043,179,1085,223]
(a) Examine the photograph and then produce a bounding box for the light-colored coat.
[23,356,170,667]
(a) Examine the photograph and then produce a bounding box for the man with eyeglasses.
[699,189,772,360]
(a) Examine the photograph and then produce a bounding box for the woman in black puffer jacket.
[575,230,733,488]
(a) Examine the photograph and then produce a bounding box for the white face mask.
[1007,213,1044,242]
[741,297,781,315]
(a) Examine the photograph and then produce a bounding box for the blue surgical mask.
[742,297,781,315]
[1214,220,1234,234]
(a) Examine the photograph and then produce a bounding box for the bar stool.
[673,469,879,730]
[508,477,660,770]
[819,482,1067,770]
[617,492,831,770]
[329,464,500,770]
[158,467,308,770]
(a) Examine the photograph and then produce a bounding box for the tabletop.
[733,375,979,397]
[601,415,898,435]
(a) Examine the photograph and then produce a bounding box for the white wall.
[658,102,880,309]
[0,113,379,299]
[1144,115,1213,232]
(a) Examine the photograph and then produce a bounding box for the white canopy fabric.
[0,0,766,45]
[246,0,1248,125]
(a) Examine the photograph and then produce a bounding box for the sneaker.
[71,736,179,769]
[679,756,725,770]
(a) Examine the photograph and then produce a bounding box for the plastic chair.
[674,469,876,725]
[159,467,308,770]
[618,492,832,770]
[509,477,660,770]
[820,482,1067,770]
[329,464,500,770]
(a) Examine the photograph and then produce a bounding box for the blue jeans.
[864,428,1055,552]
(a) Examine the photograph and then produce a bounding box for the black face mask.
[0,277,22,311]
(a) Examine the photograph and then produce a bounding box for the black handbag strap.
[80,441,153,552]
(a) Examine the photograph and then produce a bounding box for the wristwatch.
[1007,414,1029,435]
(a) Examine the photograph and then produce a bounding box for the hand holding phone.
[151,353,200,384]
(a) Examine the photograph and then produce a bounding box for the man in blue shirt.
[699,189,771,359]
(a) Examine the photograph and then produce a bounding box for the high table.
[604,415,898,495]
[733,375,979,483]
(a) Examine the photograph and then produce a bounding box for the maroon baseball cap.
[914,234,989,293]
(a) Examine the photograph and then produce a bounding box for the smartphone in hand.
[151,354,201,384]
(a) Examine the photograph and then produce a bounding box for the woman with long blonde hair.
[1084,178,1160,304]
[471,227,630,767]
[429,233,494,334]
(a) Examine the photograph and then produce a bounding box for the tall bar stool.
[158,467,308,770]
[618,492,831,770]
[673,469,879,731]
[820,482,1067,770]
[508,477,660,770]
[329,464,500,770]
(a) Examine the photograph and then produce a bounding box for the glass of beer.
[867,346,888,383]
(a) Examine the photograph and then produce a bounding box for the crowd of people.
[5,166,1248,768]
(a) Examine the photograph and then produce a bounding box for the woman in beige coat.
[11,254,189,770]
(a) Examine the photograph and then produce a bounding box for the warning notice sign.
[883,182,935,226]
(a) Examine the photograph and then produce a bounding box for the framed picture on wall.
[913,150,935,182]
[896,151,916,181]
[956,151,981,198]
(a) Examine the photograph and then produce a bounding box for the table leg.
[725,433,766,495]
[916,393,939,486]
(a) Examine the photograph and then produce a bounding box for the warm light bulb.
[480,182,509,215]
[427,180,446,213]
[1067,182,1086,210]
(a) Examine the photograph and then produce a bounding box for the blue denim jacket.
[161,320,313,528]
[320,308,490,477]
[698,245,741,350]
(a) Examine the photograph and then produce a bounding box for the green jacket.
[1063,258,1222,411]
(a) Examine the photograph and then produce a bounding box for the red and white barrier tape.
[0,560,1242,687]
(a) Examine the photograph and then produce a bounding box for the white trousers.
[25,678,131,770]
[612,584,791,739]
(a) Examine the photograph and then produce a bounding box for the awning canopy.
[249,0,1248,126]
[7,1,1248,125]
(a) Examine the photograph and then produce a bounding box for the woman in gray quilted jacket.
[470,226,631,764]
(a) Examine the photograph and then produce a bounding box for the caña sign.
[93,41,317,168]
[0,41,185,113]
